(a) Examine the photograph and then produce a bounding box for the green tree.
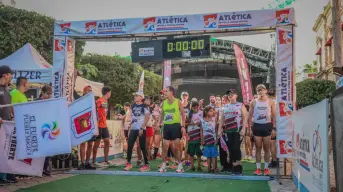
[75,63,98,79]
[0,5,85,63]
[80,53,162,105]
[296,79,336,108]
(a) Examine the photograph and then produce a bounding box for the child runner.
[144,97,154,160]
[124,92,150,172]
[201,106,219,173]
[248,84,276,176]
[186,101,203,171]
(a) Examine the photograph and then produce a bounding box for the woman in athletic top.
[218,89,247,175]
[248,84,276,176]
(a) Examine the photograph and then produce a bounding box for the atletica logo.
[42,121,60,140]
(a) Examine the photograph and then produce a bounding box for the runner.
[248,84,276,176]
[208,94,216,107]
[144,96,154,160]
[118,102,131,159]
[159,86,186,173]
[186,101,203,171]
[78,86,96,170]
[152,101,162,159]
[201,106,218,173]
[124,92,150,171]
[268,89,277,168]
[181,91,191,166]
[243,104,253,161]
[218,89,247,175]
[218,94,231,173]
[92,86,114,167]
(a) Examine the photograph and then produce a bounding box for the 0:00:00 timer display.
[167,40,205,52]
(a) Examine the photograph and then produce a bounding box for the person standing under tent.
[77,86,97,170]
[248,84,276,176]
[0,66,16,184]
[267,89,277,168]
[159,86,186,173]
[218,89,247,175]
[92,86,114,167]
[124,92,150,171]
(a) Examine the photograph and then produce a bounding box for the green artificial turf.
[18,175,270,192]
[106,159,258,175]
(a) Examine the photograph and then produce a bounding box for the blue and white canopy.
[0,43,52,83]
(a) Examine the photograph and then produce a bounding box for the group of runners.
[78,83,278,176]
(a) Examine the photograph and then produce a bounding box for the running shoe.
[78,163,85,170]
[93,162,102,168]
[156,153,162,158]
[124,163,133,171]
[104,161,116,167]
[264,168,271,176]
[85,163,96,170]
[202,162,208,167]
[159,165,167,172]
[268,161,277,168]
[254,168,262,176]
[176,167,183,173]
[139,165,150,172]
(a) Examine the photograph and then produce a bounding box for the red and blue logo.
[85,21,97,34]
[54,39,65,51]
[59,23,71,34]
[278,29,293,45]
[203,14,217,28]
[143,17,156,31]
[276,9,290,24]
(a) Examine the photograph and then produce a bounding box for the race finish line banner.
[275,26,294,158]
[53,9,295,37]
[292,99,329,192]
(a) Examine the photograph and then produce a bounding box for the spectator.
[0,65,17,184]
[10,77,28,104]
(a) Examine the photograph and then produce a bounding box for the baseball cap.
[83,85,92,92]
[181,91,189,96]
[0,66,13,76]
[226,89,238,95]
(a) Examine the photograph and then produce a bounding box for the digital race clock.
[162,35,211,59]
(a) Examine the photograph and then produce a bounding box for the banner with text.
[69,92,98,147]
[163,60,172,89]
[14,98,71,159]
[292,99,329,192]
[63,37,76,103]
[11,69,52,84]
[0,122,45,176]
[276,26,294,158]
[54,9,295,37]
[233,43,254,104]
[52,36,66,98]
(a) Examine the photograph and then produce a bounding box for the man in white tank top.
[248,84,276,176]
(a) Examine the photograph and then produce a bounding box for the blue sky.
[15,0,328,68]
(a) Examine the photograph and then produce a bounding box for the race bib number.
[164,114,174,122]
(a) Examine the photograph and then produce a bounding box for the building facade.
[313,2,342,81]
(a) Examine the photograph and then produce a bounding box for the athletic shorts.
[96,127,110,140]
[252,123,273,137]
[163,123,182,141]
[146,127,154,137]
[203,146,218,158]
[124,130,129,139]
[187,143,202,156]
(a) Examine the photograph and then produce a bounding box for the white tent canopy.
[75,76,104,97]
[0,43,52,83]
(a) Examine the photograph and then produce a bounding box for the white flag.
[69,92,98,147]
[14,98,71,159]
[0,122,44,176]
[138,71,144,93]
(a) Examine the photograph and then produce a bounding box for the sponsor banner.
[0,121,45,176]
[63,37,76,103]
[52,36,66,98]
[69,92,98,147]
[14,98,71,159]
[139,48,154,56]
[11,69,52,83]
[79,120,124,161]
[292,99,329,192]
[232,44,254,104]
[276,26,294,158]
[54,9,295,36]
[163,60,172,89]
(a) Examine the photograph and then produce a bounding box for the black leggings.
[219,140,232,169]
[127,130,149,164]
[226,132,242,163]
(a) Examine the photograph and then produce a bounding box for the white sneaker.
[104,161,116,167]
[176,163,183,173]
[159,163,167,172]
[93,162,103,168]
